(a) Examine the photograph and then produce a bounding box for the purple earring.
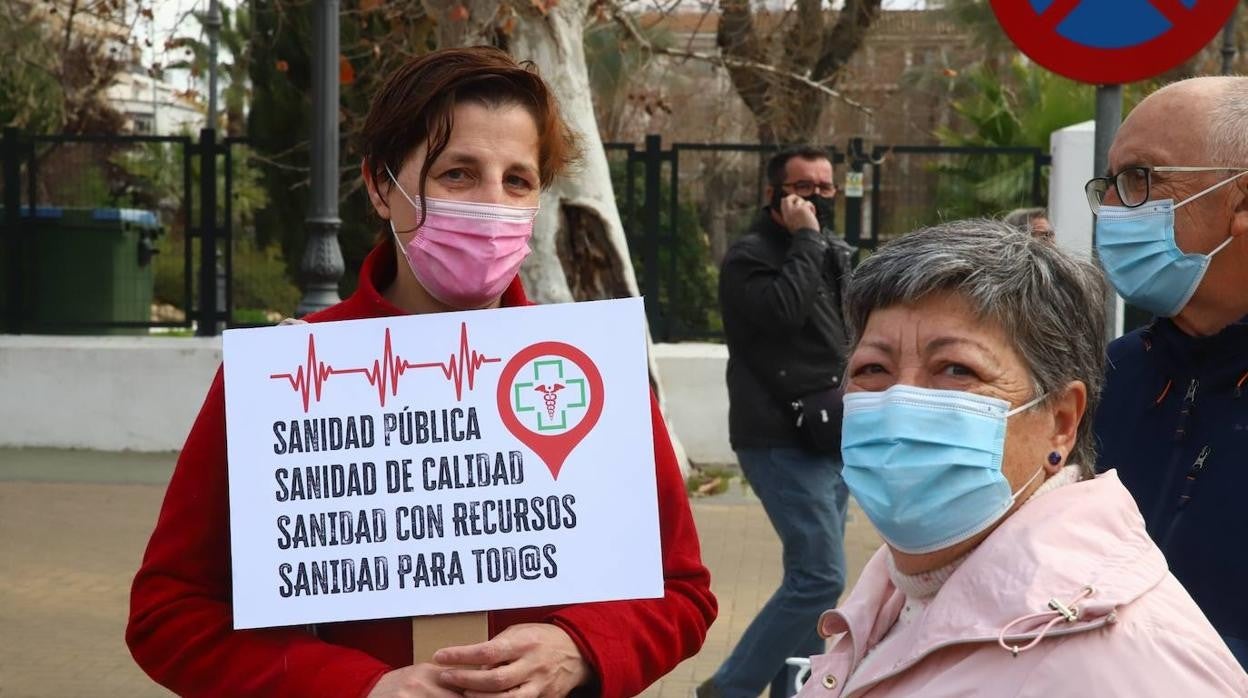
[1048,451,1063,466]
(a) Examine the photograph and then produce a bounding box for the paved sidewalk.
[0,449,881,698]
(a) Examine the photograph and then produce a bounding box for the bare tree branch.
[636,0,693,31]
[603,0,873,116]
[716,0,768,119]
[63,0,81,55]
[811,0,882,82]
[782,0,823,74]
[678,2,717,58]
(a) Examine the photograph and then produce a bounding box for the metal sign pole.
[1094,84,1123,343]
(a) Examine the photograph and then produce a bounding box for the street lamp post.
[203,0,226,334]
[205,0,221,128]
[296,0,344,316]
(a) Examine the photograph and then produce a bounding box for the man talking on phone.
[697,147,855,698]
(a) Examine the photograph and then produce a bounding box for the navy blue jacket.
[1095,317,1248,646]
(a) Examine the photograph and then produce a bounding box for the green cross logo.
[511,358,589,433]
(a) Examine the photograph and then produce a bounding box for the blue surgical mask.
[1095,173,1244,317]
[840,385,1046,555]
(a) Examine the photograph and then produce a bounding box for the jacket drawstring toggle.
[997,586,1096,658]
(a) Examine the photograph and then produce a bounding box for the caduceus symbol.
[534,383,565,419]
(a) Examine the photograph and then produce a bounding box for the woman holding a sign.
[127,47,716,698]
[794,221,1247,697]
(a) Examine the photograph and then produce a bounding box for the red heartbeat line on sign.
[269,323,501,412]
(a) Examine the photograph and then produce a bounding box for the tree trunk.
[718,0,882,144]
[701,154,734,264]
[422,0,693,474]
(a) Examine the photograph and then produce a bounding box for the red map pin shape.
[496,341,604,480]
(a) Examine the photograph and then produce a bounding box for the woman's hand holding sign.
[434,623,591,697]
[368,663,462,698]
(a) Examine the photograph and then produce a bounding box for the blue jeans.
[711,447,849,698]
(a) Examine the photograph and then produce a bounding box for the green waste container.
[1,207,162,335]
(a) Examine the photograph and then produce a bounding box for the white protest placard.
[222,297,662,630]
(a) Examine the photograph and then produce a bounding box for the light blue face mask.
[840,384,1046,555]
[1095,172,1245,317]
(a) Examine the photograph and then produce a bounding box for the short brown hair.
[766,146,832,189]
[360,46,579,216]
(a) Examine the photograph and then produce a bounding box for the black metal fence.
[0,127,291,336]
[607,135,1051,342]
[2,128,1050,340]
[606,137,849,342]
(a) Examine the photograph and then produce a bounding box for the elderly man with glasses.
[697,147,855,698]
[1089,76,1248,670]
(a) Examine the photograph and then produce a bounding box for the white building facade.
[107,72,206,136]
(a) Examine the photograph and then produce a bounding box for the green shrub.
[610,160,720,341]
[153,234,191,309]
[153,233,300,319]
[233,307,277,325]
[233,241,301,317]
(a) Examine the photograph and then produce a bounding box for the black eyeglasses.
[1084,166,1248,214]
[783,180,838,198]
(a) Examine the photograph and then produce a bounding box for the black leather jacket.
[718,210,855,450]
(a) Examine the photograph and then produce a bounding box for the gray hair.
[1003,207,1047,229]
[1207,77,1248,166]
[846,219,1108,475]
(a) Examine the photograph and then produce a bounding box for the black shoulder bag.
[744,358,845,455]
[790,383,845,454]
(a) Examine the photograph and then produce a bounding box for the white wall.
[0,336,222,452]
[1048,120,1095,256]
[1049,120,1124,337]
[652,343,734,466]
[0,337,738,464]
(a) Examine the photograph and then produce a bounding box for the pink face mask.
[386,165,537,310]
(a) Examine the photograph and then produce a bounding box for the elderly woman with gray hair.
[799,220,1248,697]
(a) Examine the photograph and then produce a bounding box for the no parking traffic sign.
[991,0,1240,84]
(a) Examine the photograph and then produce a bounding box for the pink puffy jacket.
[800,470,1248,697]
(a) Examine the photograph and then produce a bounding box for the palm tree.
[936,0,1014,69]
[167,5,251,137]
[925,56,1095,219]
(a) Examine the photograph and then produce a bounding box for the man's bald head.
[1125,77,1248,165]
[1207,77,1248,166]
